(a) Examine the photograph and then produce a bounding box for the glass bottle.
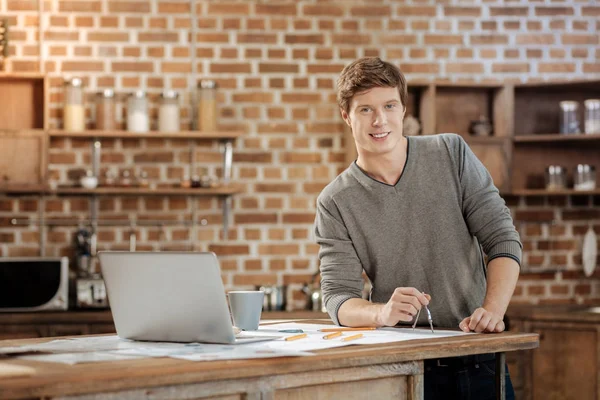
[63,77,85,131]
[158,90,180,133]
[584,99,600,134]
[197,80,217,132]
[127,91,149,133]
[559,101,580,134]
[95,89,116,130]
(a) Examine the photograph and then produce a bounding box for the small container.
[584,99,600,134]
[95,89,116,130]
[80,170,98,189]
[158,90,180,132]
[574,164,596,191]
[545,165,567,191]
[63,78,85,131]
[127,91,149,133]
[559,101,580,134]
[197,80,217,132]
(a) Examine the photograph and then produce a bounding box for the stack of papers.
[4,322,468,365]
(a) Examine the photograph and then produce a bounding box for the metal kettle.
[302,271,326,313]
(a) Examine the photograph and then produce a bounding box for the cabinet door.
[532,324,597,400]
[89,323,116,334]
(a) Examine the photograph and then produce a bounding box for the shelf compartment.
[48,130,244,140]
[0,73,47,130]
[511,139,600,190]
[514,80,600,136]
[514,133,600,143]
[0,129,47,187]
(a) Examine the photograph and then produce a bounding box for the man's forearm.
[337,298,384,327]
[482,257,520,316]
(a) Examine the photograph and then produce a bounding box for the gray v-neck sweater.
[314,134,522,328]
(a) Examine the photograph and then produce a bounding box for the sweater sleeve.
[314,196,365,326]
[455,136,522,266]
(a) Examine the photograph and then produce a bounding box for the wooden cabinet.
[343,80,600,196]
[507,307,600,400]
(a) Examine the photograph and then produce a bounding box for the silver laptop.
[98,251,275,344]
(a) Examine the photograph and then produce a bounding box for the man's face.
[341,86,405,157]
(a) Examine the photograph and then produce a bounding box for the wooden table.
[0,326,538,400]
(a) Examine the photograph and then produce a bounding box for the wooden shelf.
[52,185,243,196]
[507,189,600,196]
[464,136,509,145]
[514,133,600,143]
[48,130,244,140]
[0,184,48,194]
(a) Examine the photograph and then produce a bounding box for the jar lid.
[65,77,83,87]
[584,99,600,109]
[160,90,179,99]
[577,164,596,172]
[97,89,115,98]
[559,101,578,111]
[546,165,566,174]
[198,80,217,89]
[130,90,146,98]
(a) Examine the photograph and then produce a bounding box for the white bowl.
[80,176,98,189]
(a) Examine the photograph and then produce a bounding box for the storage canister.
[584,99,600,134]
[95,89,116,130]
[197,80,217,132]
[63,78,85,131]
[158,90,180,133]
[127,91,149,133]
[559,101,580,134]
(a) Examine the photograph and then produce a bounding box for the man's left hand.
[459,307,505,333]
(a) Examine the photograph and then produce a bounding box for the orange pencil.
[320,327,376,332]
[341,333,363,342]
[285,333,308,341]
[323,331,343,340]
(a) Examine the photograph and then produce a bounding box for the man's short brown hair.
[336,57,408,114]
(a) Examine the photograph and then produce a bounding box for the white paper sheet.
[18,351,144,365]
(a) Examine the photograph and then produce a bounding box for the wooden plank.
[493,85,513,139]
[52,185,243,196]
[0,331,538,399]
[420,84,436,135]
[514,133,600,143]
[469,142,510,191]
[48,130,244,140]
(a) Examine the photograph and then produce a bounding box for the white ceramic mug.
[227,291,264,331]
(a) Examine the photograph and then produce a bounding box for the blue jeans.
[424,354,515,400]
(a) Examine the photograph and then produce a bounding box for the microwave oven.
[0,257,69,311]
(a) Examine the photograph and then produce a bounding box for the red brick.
[258,244,299,255]
[280,153,322,163]
[237,33,277,44]
[210,63,252,74]
[281,93,320,103]
[400,63,439,74]
[207,2,250,15]
[379,35,417,45]
[60,1,101,12]
[157,1,189,13]
[303,4,344,16]
[444,7,480,17]
[87,32,129,42]
[259,63,299,73]
[538,63,576,73]
[424,35,463,45]
[490,7,528,16]
[282,213,315,224]
[255,4,296,15]
[446,63,484,74]
[562,35,598,45]
[396,6,436,16]
[535,7,575,16]
[209,244,250,256]
[235,213,278,224]
[470,35,509,45]
[285,34,324,45]
[196,33,229,43]
[516,34,555,45]
[62,61,104,72]
[112,62,154,73]
[255,183,295,193]
[108,1,150,13]
[44,31,79,41]
[139,32,179,42]
[492,63,530,73]
[161,62,192,73]
[350,6,390,16]
[7,0,37,10]
[233,274,277,286]
[331,34,371,45]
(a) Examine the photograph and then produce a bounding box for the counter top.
[0,326,538,400]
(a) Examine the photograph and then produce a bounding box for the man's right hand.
[376,287,431,327]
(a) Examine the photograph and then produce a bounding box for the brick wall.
[1,0,599,309]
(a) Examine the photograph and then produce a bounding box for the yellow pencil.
[323,331,343,340]
[285,333,308,341]
[341,333,363,342]
[320,327,376,332]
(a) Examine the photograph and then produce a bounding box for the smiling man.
[314,57,522,400]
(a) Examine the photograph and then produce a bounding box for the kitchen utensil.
[583,226,598,278]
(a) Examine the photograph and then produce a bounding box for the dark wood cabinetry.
[507,306,600,400]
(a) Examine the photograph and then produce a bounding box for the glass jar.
[127,91,149,133]
[197,80,217,132]
[63,77,85,131]
[158,90,180,133]
[545,165,567,191]
[584,99,600,134]
[95,89,116,130]
[574,164,596,191]
[559,101,580,134]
